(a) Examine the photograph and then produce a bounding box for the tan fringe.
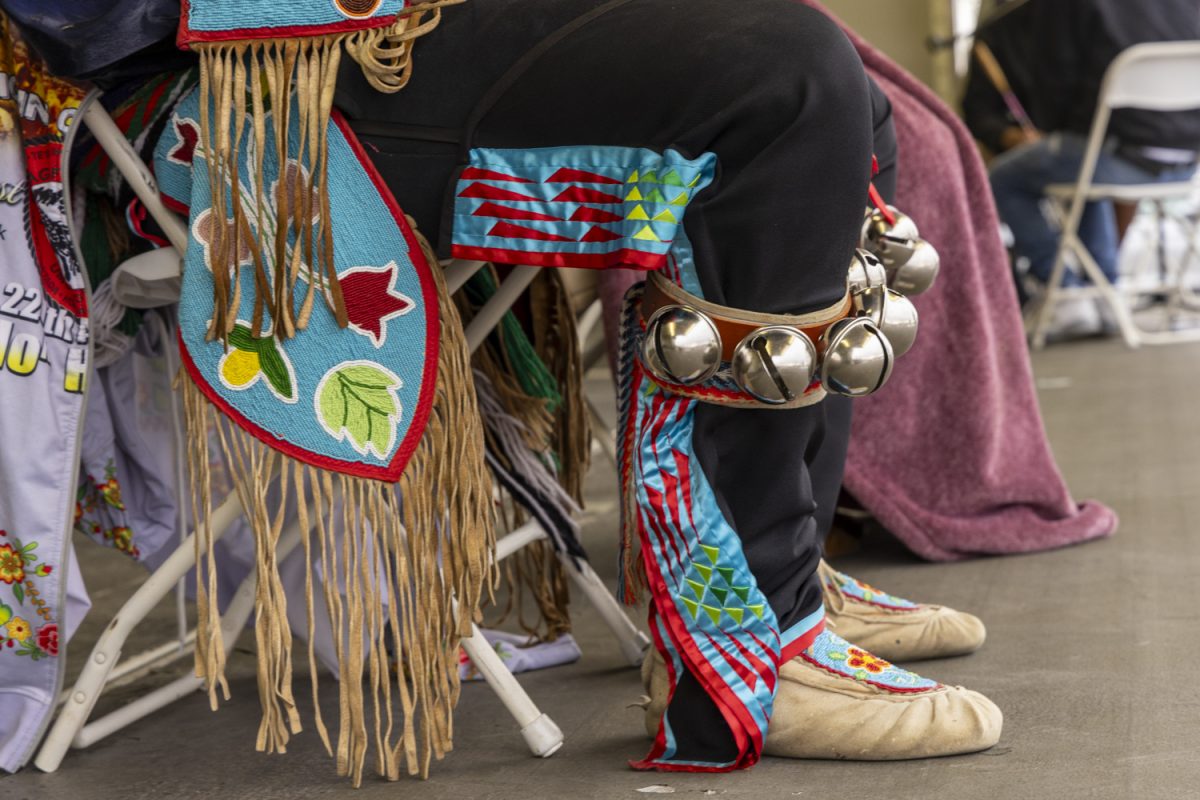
[190,0,456,344]
[345,0,464,93]
[487,540,572,641]
[529,270,591,504]
[182,231,492,785]
[619,437,649,605]
[454,266,556,453]
[478,356,556,452]
[458,268,591,641]
[475,395,570,641]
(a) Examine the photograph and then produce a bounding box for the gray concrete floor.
[6,337,1199,799]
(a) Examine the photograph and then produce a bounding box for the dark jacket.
[0,0,189,84]
[1032,0,1200,151]
[961,1,1043,154]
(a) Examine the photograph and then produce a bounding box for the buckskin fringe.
[181,240,493,785]
[616,282,649,604]
[528,270,591,505]
[191,0,459,344]
[456,268,591,640]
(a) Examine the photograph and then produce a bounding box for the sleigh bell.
[888,238,940,296]
[820,317,894,397]
[731,326,818,405]
[641,304,723,385]
[861,205,939,295]
[855,287,919,358]
[862,205,919,258]
[847,248,888,295]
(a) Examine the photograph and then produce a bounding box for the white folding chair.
[1028,41,1200,350]
[35,101,648,772]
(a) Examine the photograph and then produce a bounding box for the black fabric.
[0,0,190,84]
[809,77,897,541]
[336,0,873,766]
[961,0,1043,154]
[1030,0,1200,151]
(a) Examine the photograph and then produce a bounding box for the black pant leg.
[337,0,874,767]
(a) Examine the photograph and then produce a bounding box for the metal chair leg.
[35,492,244,772]
[458,623,564,758]
[559,554,649,666]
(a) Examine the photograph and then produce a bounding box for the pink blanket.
[599,4,1116,561]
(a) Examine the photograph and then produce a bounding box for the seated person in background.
[962,0,1043,160]
[984,0,1200,337]
[961,0,1045,305]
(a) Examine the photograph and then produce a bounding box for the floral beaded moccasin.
[820,560,987,662]
[640,628,1002,761]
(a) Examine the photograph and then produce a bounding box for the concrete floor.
[6,336,1199,799]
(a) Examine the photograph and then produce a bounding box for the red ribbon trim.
[450,244,666,271]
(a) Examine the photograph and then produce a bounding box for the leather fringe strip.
[180,238,494,785]
[459,268,592,641]
[191,0,460,344]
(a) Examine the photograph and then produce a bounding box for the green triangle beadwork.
[686,578,705,597]
[695,564,713,582]
[681,597,700,618]
[717,567,735,584]
[645,188,666,202]
[702,605,722,625]
[748,604,766,619]
[709,586,728,605]
[725,607,745,625]
[732,585,751,603]
[701,545,720,564]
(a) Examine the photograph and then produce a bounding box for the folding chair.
[1028,41,1200,350]
[35,101,648,772]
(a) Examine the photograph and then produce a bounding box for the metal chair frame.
[1028,41,1200,349]
[34,101,649,773]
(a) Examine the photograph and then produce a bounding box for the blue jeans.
[989,132,1195,288]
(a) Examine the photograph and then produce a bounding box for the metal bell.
[876,289,919,357]
[847,249,888,295]
[820,317,894,397]
[854,282,889,323]
[887,238,940,296]
[861,205,921,270]
[641,304,722,385]
[731,326,818,405]
[855,287,918,357]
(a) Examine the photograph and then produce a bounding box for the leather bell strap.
[640,272,853,363]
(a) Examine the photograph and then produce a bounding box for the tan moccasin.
[820,560,986,662]
[640,630,1002,761]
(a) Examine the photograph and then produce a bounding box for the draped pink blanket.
[598,3,1117,561]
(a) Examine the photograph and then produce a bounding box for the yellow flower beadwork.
[221,348,262,388]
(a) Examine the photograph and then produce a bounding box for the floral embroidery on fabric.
[803,630,938,693]
[74,460,140,559]
[826,566,919,611]
[0,529,59,660]
[0,543,26,584]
